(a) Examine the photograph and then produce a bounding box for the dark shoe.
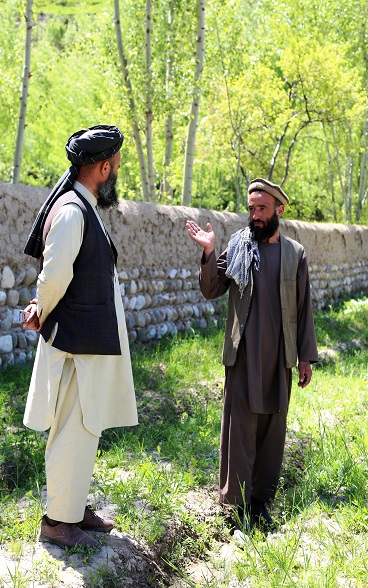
[250,502,275,530]
[78,505,114,533]
[241,502,275,533]
[40,516,100,550]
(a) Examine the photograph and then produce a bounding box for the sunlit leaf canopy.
[3,0,368,222]
[34,0,105,15]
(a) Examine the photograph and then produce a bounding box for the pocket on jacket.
[283,279,297,322]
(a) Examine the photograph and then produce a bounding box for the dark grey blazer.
[40,190,121,355]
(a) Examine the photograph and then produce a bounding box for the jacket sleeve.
[297,251,319,363]
[199,249,231,300]
[37,204,84,322]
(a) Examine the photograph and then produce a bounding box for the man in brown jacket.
[186,178,318,532]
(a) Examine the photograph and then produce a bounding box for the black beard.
[249,211,279,241]
[97,170,119,210]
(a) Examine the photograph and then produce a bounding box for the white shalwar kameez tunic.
[23,181,138,522]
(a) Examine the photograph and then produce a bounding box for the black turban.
[66,125,124,165]
[24,125,124,259]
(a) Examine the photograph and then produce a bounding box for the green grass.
[0,298,368,586]
[0,365,46,495]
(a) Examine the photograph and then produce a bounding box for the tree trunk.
[346,157,354,223]
[114,0,150,202]
[181,0,205,206]
[322,123,337,221]
[268,122,290,182]
[214,11,244,210]
[331,125,347,218]
[162,0,175,200]
[356,112,368,221]
[163,114,174,199]
[12,0,33,185]
[279,121,310,187]
[330,124,354,222]
[145,0,156,202]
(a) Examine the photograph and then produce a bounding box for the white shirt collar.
[73,181,98,208]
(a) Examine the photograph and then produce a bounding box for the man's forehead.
[248,190,277,205]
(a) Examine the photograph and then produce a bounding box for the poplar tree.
[181,0,205,206]
[12,0,34,184]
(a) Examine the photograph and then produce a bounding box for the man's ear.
[277,204,285,217]
[99,160,110,180]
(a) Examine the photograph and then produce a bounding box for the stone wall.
[1,181,368,367]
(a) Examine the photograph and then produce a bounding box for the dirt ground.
[0,483,234,588]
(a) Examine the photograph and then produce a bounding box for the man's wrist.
[203,248,214,263]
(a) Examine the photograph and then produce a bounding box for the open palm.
[186,220,216,252]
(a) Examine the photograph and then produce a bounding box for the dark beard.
[96,170,119,210]
[249,211,279,241]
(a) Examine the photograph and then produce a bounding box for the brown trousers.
[219,367,288,506]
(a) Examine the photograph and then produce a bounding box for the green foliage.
[314,296,368,348]
[100,328,223,487]
[1,0,368,218]
[35,0,106,15]
[203,0,367,219]
[0,0,25,180]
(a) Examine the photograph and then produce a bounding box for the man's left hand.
[297,360,312,388]
[23,299,42,332]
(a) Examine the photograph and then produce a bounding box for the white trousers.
[45,358,99,523]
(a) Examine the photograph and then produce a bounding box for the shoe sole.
[40,533,100,550]
[78,526,113,533]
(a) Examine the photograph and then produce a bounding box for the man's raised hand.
[186,221,216,260]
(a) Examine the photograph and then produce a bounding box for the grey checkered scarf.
[225,227,260,297]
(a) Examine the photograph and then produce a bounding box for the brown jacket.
[200,233,307,368]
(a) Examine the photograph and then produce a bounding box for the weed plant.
[0,298,367,586]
